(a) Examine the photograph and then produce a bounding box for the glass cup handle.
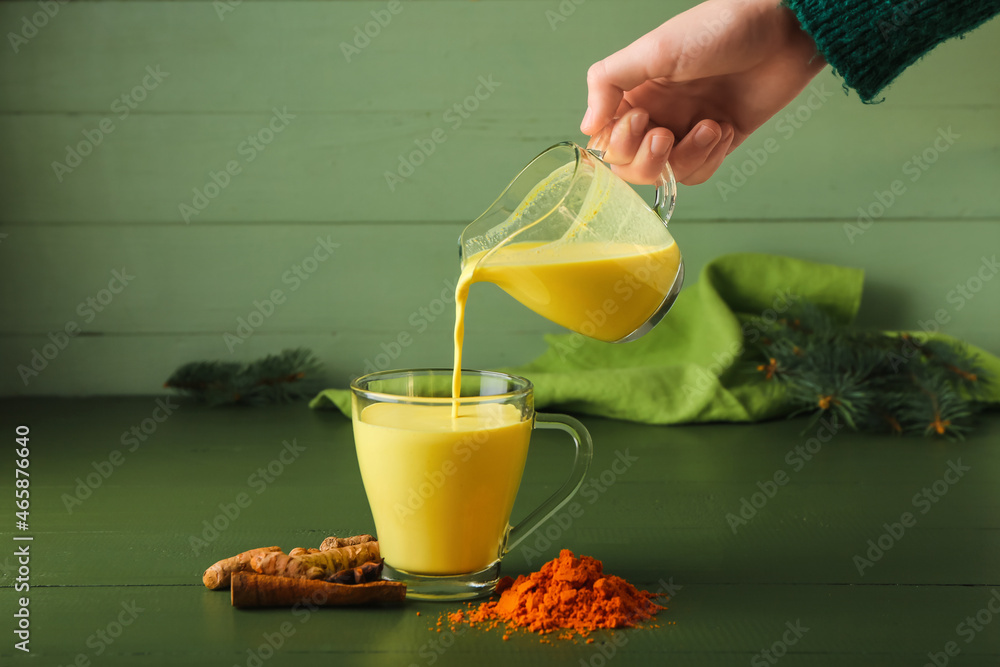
[504,413,593,554]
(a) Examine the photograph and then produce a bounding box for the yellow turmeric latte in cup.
[353,401,531,575]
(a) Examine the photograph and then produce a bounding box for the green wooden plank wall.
[0,1,998,396]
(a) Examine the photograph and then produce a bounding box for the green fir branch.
[745,303,992,439]
[164,348,323,406]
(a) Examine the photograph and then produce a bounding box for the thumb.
[581,34,678,135]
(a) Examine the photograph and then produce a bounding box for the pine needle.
[164,348,323,406]
[746,303,992,439]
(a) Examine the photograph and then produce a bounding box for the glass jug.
[459,142,683,343]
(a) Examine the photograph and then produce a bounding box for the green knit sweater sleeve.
[783,0,1000,102]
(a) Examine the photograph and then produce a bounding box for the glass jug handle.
[585,145,677,226]
[652,158,677,224]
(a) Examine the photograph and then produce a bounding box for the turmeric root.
[231,572,405,608]
[289,547,320,557]
[202,546,281,590]
[251,541,380,580]
[326,560,383,585]
[320,534,374,551]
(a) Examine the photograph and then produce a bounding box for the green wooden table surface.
[2,397,998,666]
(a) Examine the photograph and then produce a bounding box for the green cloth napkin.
[310,252,1000,422]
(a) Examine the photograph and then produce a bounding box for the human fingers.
[606,127,676,186]
[584,98,634,154]
[581,35,675,135]
[681,123,736,185]
[664,120,725,184]
[601,108,650,165]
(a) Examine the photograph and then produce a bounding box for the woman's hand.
[581,0,826,185]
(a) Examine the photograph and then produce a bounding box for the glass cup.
[351,368,592,600]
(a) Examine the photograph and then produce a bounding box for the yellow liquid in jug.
[468,241,680,342]
[451,239,681,406]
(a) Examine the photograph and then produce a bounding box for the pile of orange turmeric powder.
[444,550,664,640]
